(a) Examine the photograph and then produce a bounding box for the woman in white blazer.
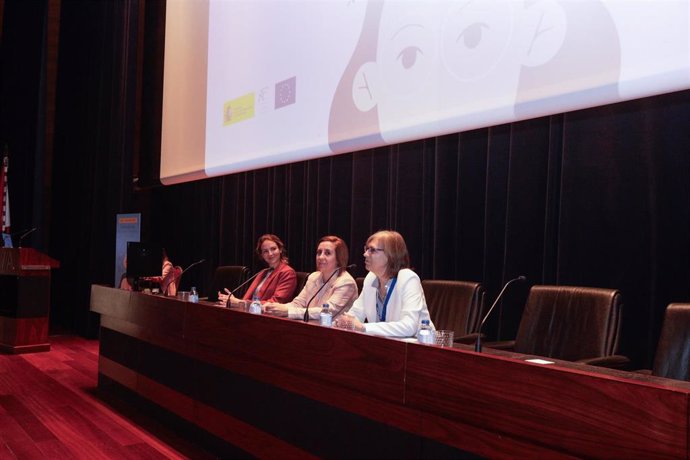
[338,230,434,337]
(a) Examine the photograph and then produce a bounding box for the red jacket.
[242,261,297,303]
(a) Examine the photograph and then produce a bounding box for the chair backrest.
[514,285,623,361]
[653,303,690,381]
[294,271,311,298]
[355,277,365,295]
[421,280,485,336]
[208,265,250,301]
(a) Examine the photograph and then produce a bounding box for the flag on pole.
[1,145,10,234]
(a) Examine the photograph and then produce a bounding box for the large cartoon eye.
[458,23,489,49]
[442,3,513,81]
[380,19,436,95]
[397,46,423,70]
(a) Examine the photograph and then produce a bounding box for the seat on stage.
[355,277,365,295]
[421,279,485,344]
[487,285,629,368]
[649,303,690,381]
[294,271,310,298]
[207,265,250,301]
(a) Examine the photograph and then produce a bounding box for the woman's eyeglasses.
[363,246,384,254]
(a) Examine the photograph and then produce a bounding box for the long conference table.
[90,285,690,459]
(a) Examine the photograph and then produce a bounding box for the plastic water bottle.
[319,303,332,327]
[189,287,199,303]
[417,319,434,344]
[249,294,262,314]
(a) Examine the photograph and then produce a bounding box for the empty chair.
[422,279,485,344]
[489,285,628,368]
[650,303,690,381]
[207,265,250,301]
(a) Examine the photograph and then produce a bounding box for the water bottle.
[417,319,434,344]
[319,303,332,327]
[189,287,199,303]
[249,294,262,314]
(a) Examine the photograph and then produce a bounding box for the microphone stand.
[304,270,338,322]
[165,258,206,296]
[182,258,206,275]
[15,227,37,248]
[303,264,356,322]
[225,270,264,307]
[474,275,526,353]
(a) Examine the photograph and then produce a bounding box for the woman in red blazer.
[220,234,297,306]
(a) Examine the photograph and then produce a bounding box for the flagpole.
[1,144,11,237]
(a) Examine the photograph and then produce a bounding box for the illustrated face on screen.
[351,0,567,144]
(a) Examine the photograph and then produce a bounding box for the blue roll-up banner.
[114,213,141,287]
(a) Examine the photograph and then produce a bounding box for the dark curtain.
[0,0,45,239]
[48,0,140,335]
[3,0,690,368]
[134,93,690,368]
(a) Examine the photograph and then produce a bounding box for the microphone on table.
[165,259,206,296]
[474,275,526,353]
[304,264,357,323]
[183,258,206,273]
[224,269,265,306]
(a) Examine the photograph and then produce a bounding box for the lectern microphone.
[16,227,37,248]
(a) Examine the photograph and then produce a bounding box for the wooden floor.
[0,335,217,459]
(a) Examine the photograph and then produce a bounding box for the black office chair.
[422,279,485,344]
[355,277,365,295]
[487,285,629,368]
[207,265,250,301]
[648,303,690,381]
[294,271,310,298]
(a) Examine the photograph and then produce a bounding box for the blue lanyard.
[379,277,397,322]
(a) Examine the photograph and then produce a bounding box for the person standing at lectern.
[264,235,358,320]
[219,234,297,306]
[335,230,433,337]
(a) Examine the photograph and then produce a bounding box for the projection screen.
[160,0,690,185]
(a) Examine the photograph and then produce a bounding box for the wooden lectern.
[0,248,60,353]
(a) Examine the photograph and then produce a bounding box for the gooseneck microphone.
[474,275,526,353]
[303,264,357,322]
[17,227,37,248]
[225,270,265,306]
[165,259,206,296]
[181,259,206,278]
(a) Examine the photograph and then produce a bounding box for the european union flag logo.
[274,76,296,109]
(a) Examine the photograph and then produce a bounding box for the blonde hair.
[367,230,409,277]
